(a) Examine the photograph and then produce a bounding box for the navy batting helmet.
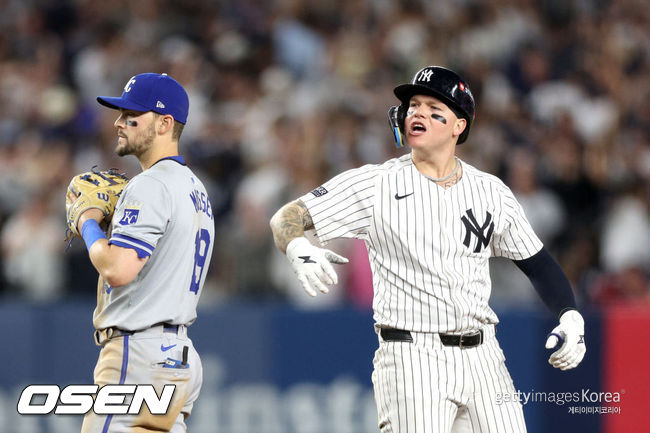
[388,66,475,146]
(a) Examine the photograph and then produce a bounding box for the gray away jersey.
[93,157,215,331]
[301,154,543,333]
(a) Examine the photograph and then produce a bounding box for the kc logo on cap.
[124,77,136,93]
[97,73,189,124]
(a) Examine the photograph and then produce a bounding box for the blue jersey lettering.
[189,190,213,219]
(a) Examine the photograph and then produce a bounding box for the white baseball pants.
[372,325,527,433]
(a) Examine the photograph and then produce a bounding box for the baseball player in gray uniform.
[68,73,214,432]
[270,66,586,432]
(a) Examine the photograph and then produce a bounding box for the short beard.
[116,122,156,157]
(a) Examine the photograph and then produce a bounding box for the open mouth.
[409,121,426,134]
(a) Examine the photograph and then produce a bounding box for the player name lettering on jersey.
[189,189,213,219]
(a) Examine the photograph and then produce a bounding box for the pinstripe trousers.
[372,325,527,433]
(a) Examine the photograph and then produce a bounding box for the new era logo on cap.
[97,73,189,124]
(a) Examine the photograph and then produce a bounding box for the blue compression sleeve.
[513,247,577,319]
[81,219,107,251]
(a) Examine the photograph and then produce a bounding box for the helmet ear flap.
[388,104,408,148]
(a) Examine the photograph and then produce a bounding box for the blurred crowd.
[0,0,647,310]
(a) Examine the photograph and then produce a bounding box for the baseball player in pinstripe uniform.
[67,73,214,432]
[270,66,586,432]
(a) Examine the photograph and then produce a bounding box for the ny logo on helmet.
[461,209,494,253]
[416,69,434,82]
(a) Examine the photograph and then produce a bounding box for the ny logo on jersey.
[461,209,494,253]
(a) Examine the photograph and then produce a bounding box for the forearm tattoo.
[270,200,314,252]
[297,200,314,230]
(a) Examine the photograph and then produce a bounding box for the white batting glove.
[285,237,349,297]
[545,310,586,370]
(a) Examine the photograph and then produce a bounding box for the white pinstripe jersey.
[300,154,543,333]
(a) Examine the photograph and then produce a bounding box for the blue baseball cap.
[97,73,189,124]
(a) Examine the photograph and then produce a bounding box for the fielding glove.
[65,167,129,242]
